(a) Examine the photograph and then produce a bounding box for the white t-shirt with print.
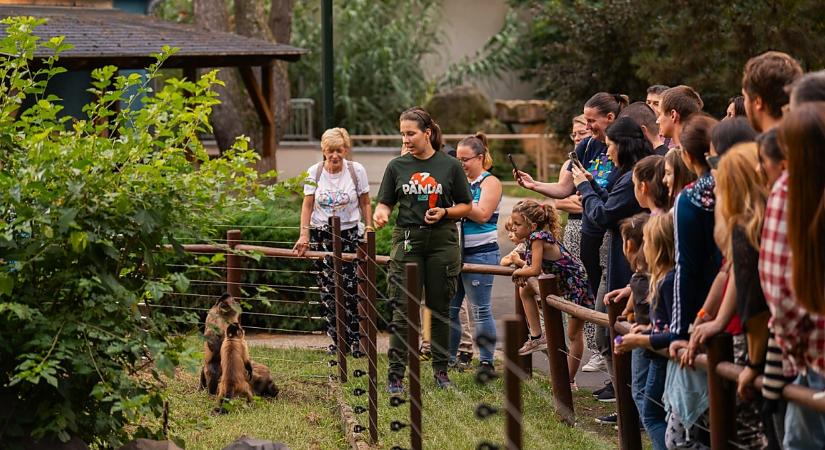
[304,161,370,230]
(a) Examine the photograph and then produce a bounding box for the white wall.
[423,0,538,101]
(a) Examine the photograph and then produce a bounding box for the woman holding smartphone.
[374,106,472,393]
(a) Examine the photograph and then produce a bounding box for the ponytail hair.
[633,155,669,210]
[512,199,561,240]
[400,106,443,150]
[584,92,630,118]
[458,131,493,170]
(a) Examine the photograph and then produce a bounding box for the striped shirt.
[462,172,499,252]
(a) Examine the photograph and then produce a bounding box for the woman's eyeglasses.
[570,130,590,141]
[458,155,482,164]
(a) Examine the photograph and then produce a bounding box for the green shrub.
[0,18,294,447]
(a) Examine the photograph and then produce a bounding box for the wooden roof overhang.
[0,5,306,69]
[0,5,308,164]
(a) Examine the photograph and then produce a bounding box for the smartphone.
[508,153,523,182]
[568,151,583,168]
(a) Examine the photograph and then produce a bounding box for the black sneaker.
[434,370,452,389]
[477,361,496,379]
[592,380,611,398]
[387,376,404,395]
[457,351,473,371]
[595,382,616,402]
[595,412,617,425]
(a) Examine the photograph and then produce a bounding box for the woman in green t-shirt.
[374,106,472,392]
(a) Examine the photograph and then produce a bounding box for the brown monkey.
[215,323,254,413]
[200,293,241,395]
[250,361,279,398]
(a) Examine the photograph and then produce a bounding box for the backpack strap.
[347,160,361,194]
[313,162,324,184]
[315,160,362,194]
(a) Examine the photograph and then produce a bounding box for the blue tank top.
[462,172,500,253]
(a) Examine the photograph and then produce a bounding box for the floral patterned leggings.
[311,225,362,350]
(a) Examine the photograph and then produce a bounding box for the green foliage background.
[512,0,825,134]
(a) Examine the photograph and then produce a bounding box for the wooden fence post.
[503,315,524,450]
[331,216,347,383]
[513,284,532,377]
[226,229,241,298]
[539,275,574,426]
[607,299,641,450]
[406,263,422,450]
[707,333,735,449]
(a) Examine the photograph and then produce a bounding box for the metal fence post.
[226,229,241,298]
[539,275,574,426]
[366,231,378,444]
[707,333,735,449]
[331,216,347,383]
[405,263,422,450]
[356,240,368,354]
[607,299,641,450]
[513,284,532,377]
[503,315,524,450]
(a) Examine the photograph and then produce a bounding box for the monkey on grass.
[250,361,279,398]
[215,323,254,413]
[201,293,242,395]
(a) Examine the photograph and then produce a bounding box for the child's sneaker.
[457,351,473,371]
[387,376,404,395]
[517,335,547,356]
[434,370,452,389]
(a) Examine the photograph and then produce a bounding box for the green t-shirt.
[377,150,472,227]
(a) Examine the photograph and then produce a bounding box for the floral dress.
[525,230,594,308]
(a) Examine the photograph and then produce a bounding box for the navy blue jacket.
[576,169,644,290]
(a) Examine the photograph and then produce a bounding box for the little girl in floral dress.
[509,199,592,386]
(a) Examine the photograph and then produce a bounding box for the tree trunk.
[194,0,262,154]
[268,0,294,143]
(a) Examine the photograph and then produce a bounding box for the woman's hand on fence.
[613,333,644,354]
[604,286,631,306]
[292,235,310,257]
[737,367,759,400]
[630,323,651,334]
[669,340,689,364]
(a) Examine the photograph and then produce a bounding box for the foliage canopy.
[513,0,825,134]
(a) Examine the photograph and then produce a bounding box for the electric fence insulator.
[390,421,407,432]
[389,396,406,407]
[474,403,498,419]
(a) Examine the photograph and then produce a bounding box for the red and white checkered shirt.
[760,172,825,377]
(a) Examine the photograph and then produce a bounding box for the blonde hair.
[512,199,561,239]
[716,143,767,260]
[458,131,493,170]
[643,213,675,308]
[573,114,587,126]
[321,127,352,153]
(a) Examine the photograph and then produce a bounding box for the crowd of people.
[293,50,824,450]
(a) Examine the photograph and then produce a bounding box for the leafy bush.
[0,18,293,447]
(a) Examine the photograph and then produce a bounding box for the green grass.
[341,354,616,450]
[162,342,627,450]
[163,345,346,450]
